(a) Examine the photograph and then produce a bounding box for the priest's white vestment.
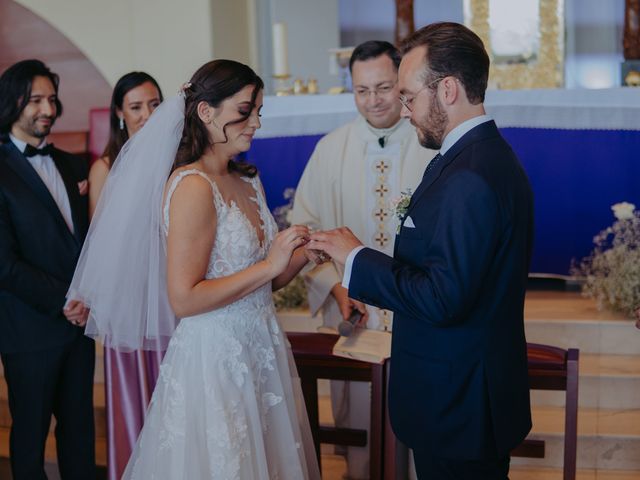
[291,114,436,479]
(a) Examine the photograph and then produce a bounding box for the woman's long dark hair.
[102,72,163,166]
[175,60,263,177]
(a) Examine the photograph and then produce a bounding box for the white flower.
[389,188,413,233]
[573,200,640,319]
[612,202,636,220]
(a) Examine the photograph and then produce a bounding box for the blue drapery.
[245,128,640,275]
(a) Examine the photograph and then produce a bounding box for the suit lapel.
[52,149,84,245]
[2,143,78,244]
[404,121,500,220]
[3,143,64,219]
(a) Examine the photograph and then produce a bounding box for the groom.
[0,60,95,479]
[310,22,533,479]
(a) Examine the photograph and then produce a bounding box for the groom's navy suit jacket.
[0,141,89,353]
[349,120,533,460]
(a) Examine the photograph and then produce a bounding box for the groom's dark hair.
[0,59,63,135]
[400,22,489,104]
[349,41,401,73]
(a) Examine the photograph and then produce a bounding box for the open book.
[331,328,392,364]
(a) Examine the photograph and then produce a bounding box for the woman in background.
[89,71,162,216]
[70,59,320,478]
[88,71,163,480]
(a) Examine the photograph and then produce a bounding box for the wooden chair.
[512,343,580,480]
[286,332,393,479]
[288,334,578,480]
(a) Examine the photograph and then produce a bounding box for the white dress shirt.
[341,114,493,290]
[10,134,74,233]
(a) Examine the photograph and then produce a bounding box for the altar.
[245,88,640,275]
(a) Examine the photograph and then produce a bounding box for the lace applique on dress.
[123,170,319,479]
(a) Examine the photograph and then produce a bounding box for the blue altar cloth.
[245,91,640,275]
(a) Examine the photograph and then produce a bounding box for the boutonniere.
[77,179,88,196]
[389,188,413,233]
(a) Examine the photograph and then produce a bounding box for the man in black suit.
[0,60,95,479]
[310,23,533,479]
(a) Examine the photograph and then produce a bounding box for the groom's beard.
[417,93,447,150]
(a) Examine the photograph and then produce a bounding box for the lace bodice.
[163,169,278,281]
[123,169,319,479]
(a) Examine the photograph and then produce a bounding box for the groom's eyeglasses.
[399,77,443,112]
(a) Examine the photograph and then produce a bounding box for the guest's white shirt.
[341,114,493,289]
[9,134,74,233]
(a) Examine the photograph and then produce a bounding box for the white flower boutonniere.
[389,188,413,232]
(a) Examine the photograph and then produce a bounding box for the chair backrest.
[88,107,110,162]
[513,343,579,480]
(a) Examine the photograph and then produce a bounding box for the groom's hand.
[308,227,363,265]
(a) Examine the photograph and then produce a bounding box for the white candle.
[272,22,289,76]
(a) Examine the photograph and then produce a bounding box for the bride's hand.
[265,225,310,276]
[303,246,330,265]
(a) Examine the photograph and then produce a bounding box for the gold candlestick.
[273,74,293,96]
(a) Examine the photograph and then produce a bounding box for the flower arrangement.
[571,202,640,318]
[273,275,308,310]
[272,187,296,231]
[389,188,413,232]
[271,187,308,310]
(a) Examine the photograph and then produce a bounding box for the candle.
[272,22,289,77]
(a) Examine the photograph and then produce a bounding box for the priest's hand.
[308,227,363,265]
[331,284,368,324]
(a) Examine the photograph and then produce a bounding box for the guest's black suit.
[349,121,533,477]
[0,141,95,479]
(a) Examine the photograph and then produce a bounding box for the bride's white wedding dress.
[122,169,320,479]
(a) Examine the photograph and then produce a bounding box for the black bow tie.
[23,143,53,158]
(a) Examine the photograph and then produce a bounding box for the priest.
[291,40,436,479]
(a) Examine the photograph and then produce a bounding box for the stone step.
[279,293,640,355]
[510,466,640,480]
[523,291,639,355]
[512,407,640,471]
[531,354,640,409]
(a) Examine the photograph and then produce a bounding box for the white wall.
[15,0,216,94]
[269,0,340,94]
[211,0,258,68]
[14,0,341,97]
[565,0,625,88]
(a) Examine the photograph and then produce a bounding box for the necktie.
[23,143,53,158]
[422,152,442,180]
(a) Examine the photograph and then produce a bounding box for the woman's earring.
[119,117,125,130]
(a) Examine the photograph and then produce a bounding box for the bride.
[68,60,321,479]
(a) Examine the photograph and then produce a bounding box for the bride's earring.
[119,117,125,130]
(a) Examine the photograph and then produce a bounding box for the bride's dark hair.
[175,60,263,177]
